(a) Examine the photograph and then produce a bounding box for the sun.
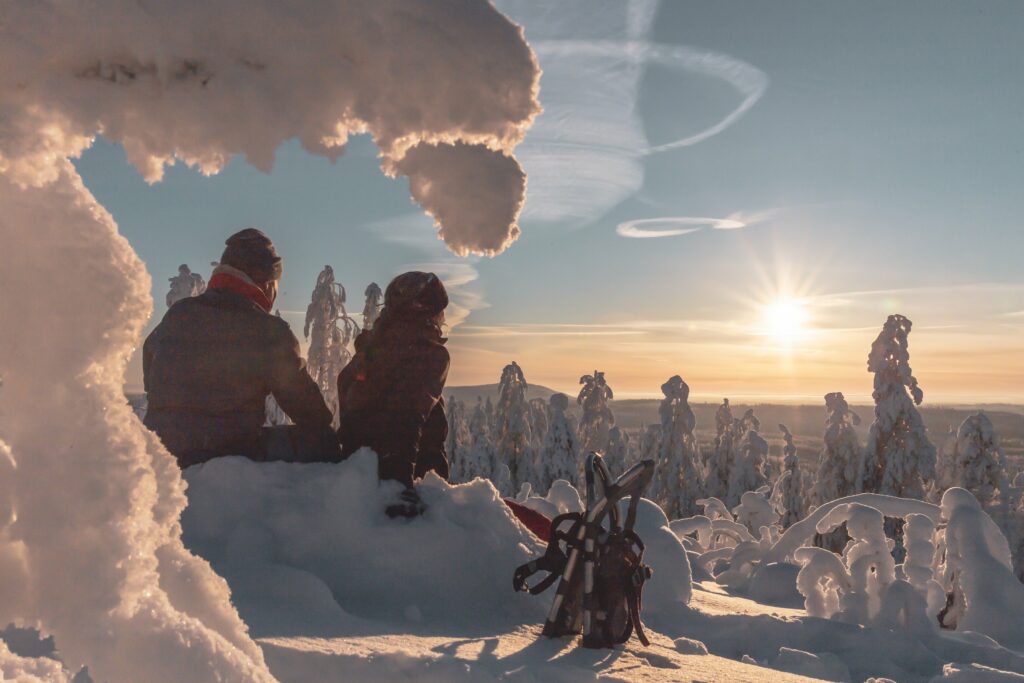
[760,297,811,343]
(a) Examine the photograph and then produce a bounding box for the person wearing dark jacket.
[143,229,337,467]
[337,271,450,515]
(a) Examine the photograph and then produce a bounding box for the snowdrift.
[181,451,697,638]
[182,451,548,635]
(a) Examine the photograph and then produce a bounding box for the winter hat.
[384,271,448,316]
[220,228,283,283]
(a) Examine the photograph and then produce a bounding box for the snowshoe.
[513,453,655,649]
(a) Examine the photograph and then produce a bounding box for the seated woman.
[337,272,450,516]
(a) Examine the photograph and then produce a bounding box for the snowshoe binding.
[513,453,655,648]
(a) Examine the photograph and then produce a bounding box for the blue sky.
[77,0,1024,401]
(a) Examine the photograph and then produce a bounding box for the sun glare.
[760,298,810,343]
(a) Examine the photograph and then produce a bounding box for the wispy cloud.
[492,0,769,227]
[616,208,779,239]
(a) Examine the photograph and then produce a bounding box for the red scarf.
[208,272,273,313]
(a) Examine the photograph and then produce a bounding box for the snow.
[0,1,539,679]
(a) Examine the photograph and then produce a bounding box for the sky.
[76,0,1024,403]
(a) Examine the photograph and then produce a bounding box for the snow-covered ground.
[172,454,1024,682]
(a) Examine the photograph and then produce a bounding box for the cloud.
[493,0,768,226]
[616,209,779,238]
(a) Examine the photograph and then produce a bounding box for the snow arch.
[0,2,539,680]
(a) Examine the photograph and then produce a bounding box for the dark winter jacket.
[143,287,333,466]
[337,318,450,487]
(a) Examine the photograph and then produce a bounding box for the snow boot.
[513,453,655,648]
[386,487,425,519]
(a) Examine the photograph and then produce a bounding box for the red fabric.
[208,272,273,313]
[504,498,551,542]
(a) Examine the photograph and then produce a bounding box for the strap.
[512,513,582,595]
[626,581,650,646]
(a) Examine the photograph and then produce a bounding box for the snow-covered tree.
[727,410,769,508]
[651,375,703,520]
[577,370,614,454]
[534,393,579,493]
[933,425,958,500]
[166,263,206,307]
[485,396,496,436]
[462,399,496,483]
[705,399,738,501]
[944,413,1007,509]
[772,424,808,529]
[362,282,383,330]
[495,361,533,491]
[445,398,473,483]
[604,425,632,476]
[304,265,359,423]
[639,423,662,470]
[860,314,935,499]
[811,392,863,507]
[528,397,550,456]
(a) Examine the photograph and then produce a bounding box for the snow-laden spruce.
[532,393,580,493]
[947,413,1007,508]
[361,282,383,330]
[861,315,936,499]
[165,264,206,308]
[705,398,739,502]
[812,392,863,507]
[460,399,497,484]
[444,398,472,483]
[527,397,549,457]
[727,409,769,508]
[603,425,633,476]
[772,424,808,529]
[577,370,615,455]
[651,376,704,519]
[495,362,533,491]
[304,266,359,422]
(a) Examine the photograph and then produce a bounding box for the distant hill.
[445,383,559,405]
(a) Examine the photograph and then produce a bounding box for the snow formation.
[0,1,539,679]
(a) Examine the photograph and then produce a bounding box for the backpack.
[513,454,655,649]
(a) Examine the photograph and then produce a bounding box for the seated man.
[144,228,337,467]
